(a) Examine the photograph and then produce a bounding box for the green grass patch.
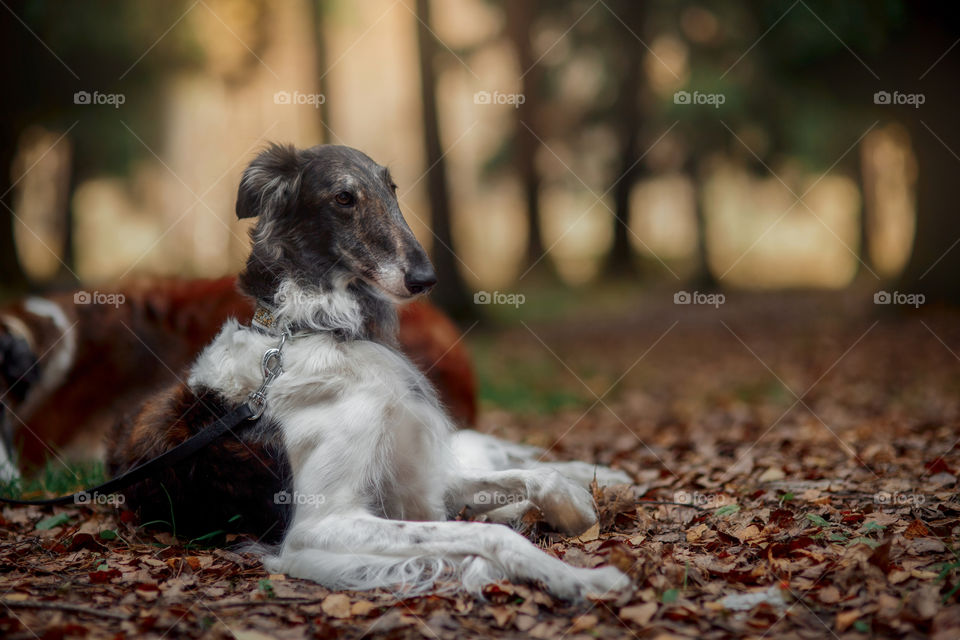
[469,337,591,414]
[0,458,107,500]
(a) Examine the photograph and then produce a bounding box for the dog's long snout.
[404,262,437,296]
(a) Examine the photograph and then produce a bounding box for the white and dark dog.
[107,144,633,601]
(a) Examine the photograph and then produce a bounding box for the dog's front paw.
[529,471,598,536]
[539,489,597,537]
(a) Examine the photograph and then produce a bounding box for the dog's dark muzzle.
[404,262,437,296]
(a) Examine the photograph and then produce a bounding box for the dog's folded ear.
[236,143,303,219]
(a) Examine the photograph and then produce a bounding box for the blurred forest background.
[1,0,959,314]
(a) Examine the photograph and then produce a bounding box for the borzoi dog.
[107,144,633,601]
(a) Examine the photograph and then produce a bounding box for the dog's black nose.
[404,266,437,295]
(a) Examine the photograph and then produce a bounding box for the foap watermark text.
[274,91,326,108]
[674,90,725,108]
[473,491,525,506]
[475,290,525,308]
[874,491,925,506]
[674,290,725,308]
[274,490,326,506]
[474,90,525,108]
[874,91,925,108]
[874,290,924,308]
[673,491,734,508]
[74,291,126,308]
[75,491,125,506]
[74,90,125,108]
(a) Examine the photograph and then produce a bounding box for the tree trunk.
[52,141,79,286]
[604,1,645,279]
[310,0,331,145]
[0,7,29,295]
[603,48,643,279]
[897,112,960,303]
[414,0,473,319]
[852,145,876,286]
[0,126,29,295]
[687,158,717,290]
[893,13,960,304]
[506,0,552,278]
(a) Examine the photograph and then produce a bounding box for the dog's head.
[236,144,436,304]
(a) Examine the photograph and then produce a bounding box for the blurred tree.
[505,0,554,279]
[665,0,906,287]
[0,0,202,292]
[883,4,960,304]
[602,0,647,279]
[310,0,332,144]
[711,0,960,302]
[415,0,474,319]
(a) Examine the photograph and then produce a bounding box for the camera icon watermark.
[73,90,126,109]
[473,491,525,506]
[673,90,725,108]
[873,290,924,308]
[873,491,925,506]
[273,90,326,108]
[873,90,925,108]
[473,90,525,108]
[74,291,126,308]
[474,290,525,308]
[674,290,725,308]
[673,491,732,508]
[273,490,326,506]
[74,491,125,506]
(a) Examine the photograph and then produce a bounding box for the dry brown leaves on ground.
[2,294,960,639]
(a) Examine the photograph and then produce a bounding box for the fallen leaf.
[351,600,376,616]
[488,605,514,627]
[818,586,841,604]
[836,609,862,632]
[570,614,597,632]
[904,519,930,539]
[759,467,785,482]
[686,523,709,543]
[620,602,658,626]
[321,594,352,619]
[35,513,71,531]
[578,522,600,542]
[734,524,761,542]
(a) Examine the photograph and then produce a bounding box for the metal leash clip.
[247,332,288,420]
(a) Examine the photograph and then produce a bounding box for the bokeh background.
[5,6,960,635]
[3,0,959,313]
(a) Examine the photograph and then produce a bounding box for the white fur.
[273,279,365,335]
[0,313,36,352]
[0,314,36,483]
[187,313,633,601]
[19,299,77,421]
[0,437,17,484]
[0,298,77,483]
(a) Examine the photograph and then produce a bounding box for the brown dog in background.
[0,277,475,480]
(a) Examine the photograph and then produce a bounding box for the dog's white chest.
[189,323,452,521]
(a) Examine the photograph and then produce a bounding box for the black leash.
[0,325,289,508]
[0,404,255,506]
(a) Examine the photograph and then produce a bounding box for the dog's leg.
[268,513,632,602]
[444,468,598,536]
[451,430,633,488]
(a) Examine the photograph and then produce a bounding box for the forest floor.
[2,289,960,639]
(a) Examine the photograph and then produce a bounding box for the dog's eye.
[390,183,398,192]
[334,191,355,206]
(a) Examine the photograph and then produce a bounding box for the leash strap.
[0,403,255,506]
